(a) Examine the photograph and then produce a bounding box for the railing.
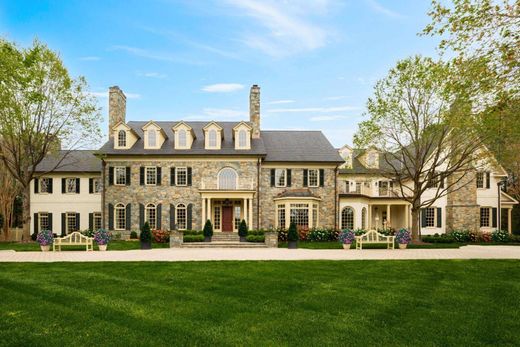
[339,184,370,196]
[200,178,255,190]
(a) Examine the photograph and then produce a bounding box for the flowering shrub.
[353,228,367,236]
[297,226,309,241]
[278,229,288,241]
[491,229,510,243]
[395,229,411,244]
[422,233,456,243]
[377,228,396,236]
[152,229,170,243]
[36,230,54,246]
[307,228,338,242]
[82,229,95,237]
[449,230,471,242]
[94,229,111,245]
[338,229,355,244]
[480,232,492,243]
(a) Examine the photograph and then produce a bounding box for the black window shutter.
[187,167,192,186]
[126,167,131,186]
[61,213,66,234]
[76,178,80,194]
[34,213,38,233]
[157,167,162,186]
[108,204,114,230]
[287,169,292,187]
[140,167,145,185]
[486,172,491,189]
[319,169,325,187]
[187,204,193,230]
[170,167,176,186]
[109,167,114,186]
[157,204,162,229]
[48,213,53,231]
[270,169,275,187]
[303,169,308,187]
[125,204,131,230]
[89,213,93,230]
[170,204,175,230]
[437,208,442,228]
[34,179,39,194]
[61,178,66,193]
[492,208,498,228]
[421,209,427,228]
[48,178,53,193]
[89,178,93,194]
[75,213,80,231]
[139,203,145,230]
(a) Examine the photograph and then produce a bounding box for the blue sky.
[0,0,440,147]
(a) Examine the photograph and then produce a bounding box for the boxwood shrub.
[246,235,265,243]
[184,235,204,242]
[422,233,456,243]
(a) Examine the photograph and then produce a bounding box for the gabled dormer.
[172,121,195,150]
[360,147,379,169]
[203,121,223,150]
[113,121,139,149]
[338,144,353,169]
[233,121,252,150]
[142,121,166,150]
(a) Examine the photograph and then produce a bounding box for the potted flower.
[94,228,111,251]
[203,220,213,242]
[287,222,298,249]
[238,219,248,242]
[338,229,355,250]
[395,228,411,249]
[140,222,152,250]
[36,230,53,252]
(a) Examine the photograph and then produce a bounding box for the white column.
[201,198,206,226]
[207,198,211,225]
[405,205,409,230]
[508,208,512,234]
[367,205,372,229]
[243,198,247,226]
[386,205,391,228]
[248,198,253,229]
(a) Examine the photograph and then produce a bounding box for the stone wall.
[445,171,479,232]
[108,86,126,139]
[249,85,261,139]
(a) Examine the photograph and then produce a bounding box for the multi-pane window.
[378,181,389,196]
[178,129,187,147]
[146,167,157,185]
[480,207,491,227]
[148,129,157,147]
[234,205,241,230]
[308,169,319,187]
[476,172,486,188]
[115,167,127,185]
[312,204,318,228]
[176,204,187,230]
[66,212,78,233]
[345,180,351,193]
[341,207,354,230]
[66,178,77,193]
[238,130,247,148]
[146,203,157,230]
[367,153,377,167]
[275,169,286,187]
[214,206,221,230]
[209,129,217,147]
[176,167,187,186]
[40,178,51,193]
[355,182,361,194]
[93,178,102,193]
[218,168,237,190]
[39,212,49,231]
[93,212,102,231]
[277,204,286,230]
[290,204,309,229]
[115,203,126,230]
[118,130,126,147]
[361,208,367,229]
[425,208,435,228]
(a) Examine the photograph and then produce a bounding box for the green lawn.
[1,261,519,346]
[0,240,169,252]
[278,241,463,249]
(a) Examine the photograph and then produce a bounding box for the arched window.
[145,203,157,230]
[341,207,355,230]
[361,207,367,229]
[115,203,126,230]
[178,129,187,147]
[218,168,237,190]
[148,129,157,147]
[208,129,217,147]
[118,130,126,147]
[238,130,247,148]
[176,203,187,230]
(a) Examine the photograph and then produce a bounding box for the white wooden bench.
[53,231,94,252]
[355,229,395,250]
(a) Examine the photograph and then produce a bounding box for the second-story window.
[176,167,187,186]
[178,129,187,147]
[118,130,126,147]
[275,169,286,187]
[40,178,52,193]
[209,129,217,147]
[115,167,127,185]
[66,178,77,194]
[93,178,101,193]
[238,129,247,148]
[476,171,490,189]
[146,167,157,185]
[218,168,237,190]
[148,129,157,147]
[308,169,319,187]
[367,153,377,167]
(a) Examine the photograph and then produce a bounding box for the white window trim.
[176,167,188,187]
[117,130,127,148]
[480,207,492,228]
[275,169,287,188]
[308,169,319,188]
[176,203,187,230]
[424,207,437,228]
[147,129,157,148]
[145,203,157,230]
[93,212,102,231]
[145,166,157,186]
[38,212,49,231]
[217,167,238,190]
[341,206,355,230]
[476,171,489,189]
[65,178,77,194]
[114,203,126,231]
[66,212,78,234]
[114,166,127,186]
[39,177,51,194]
[92,177,102,194]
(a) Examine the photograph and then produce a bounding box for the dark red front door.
[222,206,233,232]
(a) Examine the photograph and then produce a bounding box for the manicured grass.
[0,261,519,346]
[278,241,463,249]
[0,240,170,252]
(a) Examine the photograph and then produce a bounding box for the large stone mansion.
[30,85,517,237]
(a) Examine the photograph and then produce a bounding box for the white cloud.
[267,99,295,105]
[223,0,331,57]
[88,91,141,99]
[267,105,361,113]
[201,83,244,93]
[309,115,348,121]
[366,0,405,18]
[137,72,168,79]
[79,56,101,61]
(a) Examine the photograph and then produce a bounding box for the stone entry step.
[181,241,267,248]
[210,233,240,242]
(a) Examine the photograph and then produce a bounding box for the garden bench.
[355,229,395,250]
[53,231,94,252]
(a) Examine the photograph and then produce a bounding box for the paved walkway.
[0,246,519,262]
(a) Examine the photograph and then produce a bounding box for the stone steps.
[181,241,266,248]
[211,233,240,242]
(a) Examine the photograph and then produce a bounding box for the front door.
[222,206,233,232]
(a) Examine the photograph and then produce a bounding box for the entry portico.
[200,190,255,232]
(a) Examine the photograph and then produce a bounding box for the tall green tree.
[354,56,485,241]
[0,39,101,240]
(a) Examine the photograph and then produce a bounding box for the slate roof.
[275,189,320,199]
[35,150,101,173]
[261,131,343,163]
[338,148,400,174]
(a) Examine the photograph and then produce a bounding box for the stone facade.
[249,85,261,139]
[108,86,126,139]
[445,170,480,232]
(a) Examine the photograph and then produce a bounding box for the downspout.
[102,159,106,229]
[334,165,338,230]
[257,157,261,230]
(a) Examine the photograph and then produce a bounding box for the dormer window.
[178,129,187,147]
[203,122,223,149]
[367,153,376,167]
[209,130,217,148]
[148,129,157,147]
[118,130,126,147]
[233,121,252,150]
[238,130,247,148]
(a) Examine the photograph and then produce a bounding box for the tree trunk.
[411,207,420,243]
[22,186,31,241]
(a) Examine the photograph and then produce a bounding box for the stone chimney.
[108,86,126,139]
[249,84,261,139]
